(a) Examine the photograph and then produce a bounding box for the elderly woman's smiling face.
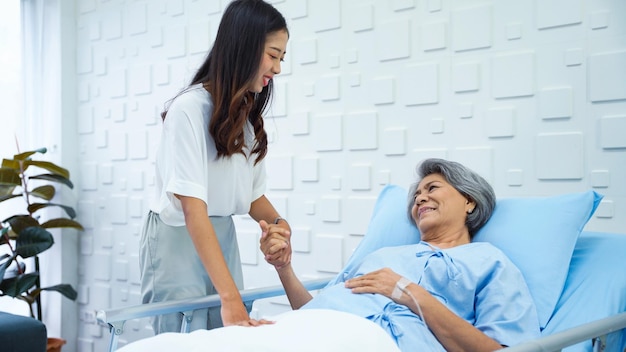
[411,173,476,240]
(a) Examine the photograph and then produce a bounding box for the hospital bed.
[96,185,626,351]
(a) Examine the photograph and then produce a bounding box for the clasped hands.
[259,220,292,269]
[259,221,410,302]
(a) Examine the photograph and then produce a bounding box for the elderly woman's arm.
[345,268,504,352]
[259,223,313,310]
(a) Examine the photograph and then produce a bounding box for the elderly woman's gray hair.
[407,158,496,238]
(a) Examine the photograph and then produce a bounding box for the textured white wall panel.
[564,48,584,67]
[539,86,573,119]
[401,62,439,105]
[114,259,129,282]
[189,22,211,55]
[293,38,317,65]
[164,25,187,59]
[348,3,374,33]
[77,45,93,74]
[320,196,341,222]
[393,0,416,11]
[453,62,480,93]
[452,5,492,52]
[105,69,128,98]
[93,253,112,281]
[422,21,447,51]
[371,77,395,105]
[590,170,610,188]
[588,51,626,102]
[344,196,377,235]
[128,197,144,219]
[291,227,311,253]
[314,234,343,273]
[129,130,148,160]
[108,194,129,224]
[102,10,122,40]
[266,154,294,190]
[535,132,584,180]
[376,20,411,61]
[383,128,407,156]
[270,81,288,117]
[289,111,310,135]
[600,115,626,149]
[491,51,535,98]
[238,230,259,265]
[109,130,128,161]
[99,164,114,185]
[348,164,372,191]
[317,74,340,101]
[310,0,341,32]
[78,106,94,134]
[313,113,342,151]
[127,2,147,35]
[486,107,515,138]
[536,0,583,30]
[80,162,98,191]
[297,156,319,182]
[595,200,615,219]
[130,64,152,96]
[506,169,524,187]
[98,228,114,249]
[167,0,185,17]
[345,111,377,150]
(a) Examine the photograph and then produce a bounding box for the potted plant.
[0,147,83,351]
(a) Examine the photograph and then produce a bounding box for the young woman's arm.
[178,195,267,326]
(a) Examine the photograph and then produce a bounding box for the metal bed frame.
[96,277,626,352]
[96,278,330,352]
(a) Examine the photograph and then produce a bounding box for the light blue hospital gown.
[302,241,541,351]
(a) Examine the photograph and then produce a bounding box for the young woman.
[140,0,292,334]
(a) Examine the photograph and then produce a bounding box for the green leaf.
[0,272,39,297]
[0,227,11,245]
[29,185,56,201]
[16,227,54,258]
[0,255,14,285]
[0,190,20,202]
[41,218,84,231]
[5,215,40,236]
[24,161,69,179]
[29,174,73,189]
[41,284,77,301]
[27,203,76,219]
[0,159,21,172]
[13,148,47,161]
[0,167,21,186]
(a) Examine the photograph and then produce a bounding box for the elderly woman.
[260,158,541,352]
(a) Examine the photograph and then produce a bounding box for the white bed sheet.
[117,308,400,352]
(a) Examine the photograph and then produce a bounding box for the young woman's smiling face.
[250,29,288,93]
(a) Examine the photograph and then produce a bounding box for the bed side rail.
[502,311,626,352]
[96,277,331,352]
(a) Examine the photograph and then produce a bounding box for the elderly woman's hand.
[344,268,404,300]
[259,220,292,269]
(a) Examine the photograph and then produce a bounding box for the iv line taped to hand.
[392,277,428,328]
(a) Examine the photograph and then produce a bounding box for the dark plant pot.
[47,337,66,352]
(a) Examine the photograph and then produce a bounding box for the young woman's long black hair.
[164,0,287,164]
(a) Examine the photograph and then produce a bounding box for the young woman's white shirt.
[151,84,267,226]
